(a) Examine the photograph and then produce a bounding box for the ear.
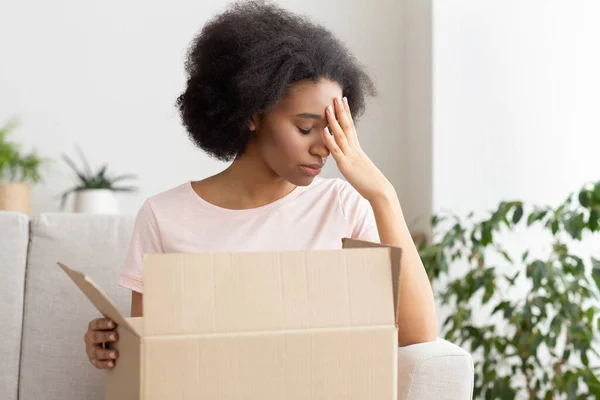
[248,114,260,132]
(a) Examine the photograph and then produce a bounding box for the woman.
[84,0,437,369]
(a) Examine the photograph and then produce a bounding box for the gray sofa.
[1,211,474,399]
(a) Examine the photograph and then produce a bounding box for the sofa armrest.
[398,338,474,400]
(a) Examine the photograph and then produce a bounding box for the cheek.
[262,125,306,165]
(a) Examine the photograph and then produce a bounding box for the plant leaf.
[579,190,590,207]
[589,209,599,232]
[551,220,559,235]
[512,205,524,224]
[592,259,600,292]
[61,154,89,183]
[74,144,93,177]
[97,164,107,180]
[564,213,584,239]
[111,186,138,192]
[499,248,513,263]
[594,184,600,202]
[505,271,520,286]
[111,173,137,183]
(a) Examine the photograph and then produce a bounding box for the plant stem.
[550,333,570,399]
[524,368,535,400]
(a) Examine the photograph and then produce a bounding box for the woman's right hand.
[84,317,119,369]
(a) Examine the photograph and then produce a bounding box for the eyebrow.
[295,113,324,120]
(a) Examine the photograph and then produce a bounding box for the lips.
[300,162,324,177]
[300,166,322,176]
[304,163,324,170]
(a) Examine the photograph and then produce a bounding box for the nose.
[310,137,330,159]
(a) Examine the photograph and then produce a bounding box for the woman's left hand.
[322,97,393,202]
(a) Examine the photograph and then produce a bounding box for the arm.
[121,199,162,318]
[369,186,438,346]
[323,96,438,347]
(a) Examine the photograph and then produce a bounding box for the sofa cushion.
[0,211,29,400]
[19,213,134,400]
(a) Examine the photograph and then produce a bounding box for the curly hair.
[175,0,376,162]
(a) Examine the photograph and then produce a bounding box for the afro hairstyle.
[175,0,376,162]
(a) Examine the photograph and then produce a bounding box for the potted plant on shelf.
[60,145,138,214]
[0,116,48,215]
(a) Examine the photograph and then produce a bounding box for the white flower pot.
[72,189,119,214]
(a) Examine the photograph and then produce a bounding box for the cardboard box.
[58,238,401,399]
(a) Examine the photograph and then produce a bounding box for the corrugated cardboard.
[58,238,401,399]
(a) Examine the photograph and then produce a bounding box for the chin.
[286,174,316,187]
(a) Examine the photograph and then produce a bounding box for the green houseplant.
[420,180,600,399]
[60,145,138,214]
[0,116,48,215]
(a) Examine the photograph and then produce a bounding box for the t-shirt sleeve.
[337,179,380,243]
[118,200,163,293]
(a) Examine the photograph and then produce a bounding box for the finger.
[90,330,118,344]
[92,358,115,369]
[91,346,118,361]
[341,97,358,145]
[89,318,115,331]
[334,97,353,133]
[342,96,353,119]
[322,127,343,160]
[326,105,349,153]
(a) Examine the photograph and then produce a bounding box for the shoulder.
[145,181,192,208]
[137,181,193,216]
[132,181,194,225]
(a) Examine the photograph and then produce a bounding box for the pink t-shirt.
[118,177,379,293]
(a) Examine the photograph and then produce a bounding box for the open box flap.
[341,238,402,325]
[57,262,140,337]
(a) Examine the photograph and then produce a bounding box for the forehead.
[277,79,343,113]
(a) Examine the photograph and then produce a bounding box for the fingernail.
[108,361,114,368]
[327,106,333,114]
[343,97,348,106]
[109,333,116,340]
[107,321,114,328]
[110,352,117,359]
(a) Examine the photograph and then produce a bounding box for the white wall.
[434,0,600,214]
[401,0,433,234]
[0,0,410,219]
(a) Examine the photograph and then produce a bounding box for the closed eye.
[298,127,312,135]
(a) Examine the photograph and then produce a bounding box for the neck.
[215,148,296,207]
